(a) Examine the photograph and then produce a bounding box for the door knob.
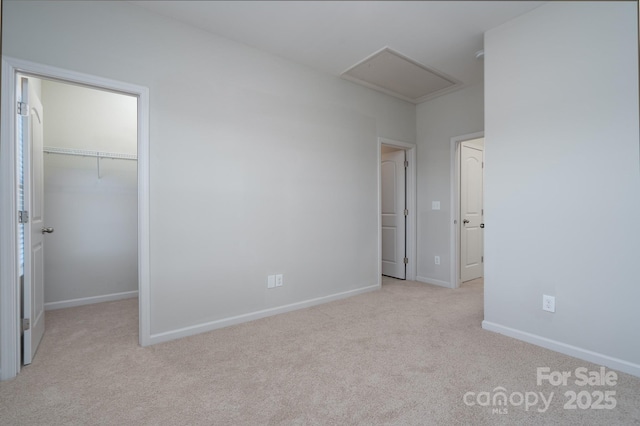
[463,219,469,224]
[41,227,54,234]
[480,223,485,228]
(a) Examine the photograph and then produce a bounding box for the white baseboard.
[45,290,138,311]
[482,321,640,378]
[149,284,380,345]
[416,276,452,288]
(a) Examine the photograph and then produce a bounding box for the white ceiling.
[131,1,544,98]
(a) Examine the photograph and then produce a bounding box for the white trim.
[44,291,138,311]
[137,79,151,347]
[378,137,417,281]
[0,59,21,380]
[150,284,380,345]
[415,276,450,288]
[482,321,640,378]
[377,146,382,286]
[449,131,484,289]
[0,57,152,380]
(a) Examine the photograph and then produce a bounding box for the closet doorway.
[19,75,139,364]
[1,58,150,380]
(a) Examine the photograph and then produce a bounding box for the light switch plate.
[267,275,276,289]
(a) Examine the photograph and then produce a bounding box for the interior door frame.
[0,56,151,381]
[449,131,484,289]
[377,137,416,284]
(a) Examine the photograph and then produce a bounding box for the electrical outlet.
[275,274,283,287]
[432,201,441,210]
[542,295,555,313]
[267,275,276,289]
[435,256,440,265]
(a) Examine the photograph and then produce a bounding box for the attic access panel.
[342,48,462,103]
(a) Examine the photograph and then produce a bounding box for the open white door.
[460,140,484,282]
[381,149,406,279]
[21,77,47,364]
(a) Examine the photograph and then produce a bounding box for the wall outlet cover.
[542,294,555,313]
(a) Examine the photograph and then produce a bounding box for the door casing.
[0,57,151,381]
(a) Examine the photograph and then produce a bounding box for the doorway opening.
[18,75,139,364]
[378,138,416,284]
[1,57,150,381]
[450,132,485,288]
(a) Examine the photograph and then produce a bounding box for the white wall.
[42,80,137,155]
[2,1,415,338]
[415,84,484,286]
[484,2,640,374]
[41,80,138,307]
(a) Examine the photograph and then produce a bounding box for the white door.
[460,140,484,282]
[21,77,46,364]
[381,149,406,279]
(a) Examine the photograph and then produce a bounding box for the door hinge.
[481,256,484,263]
[404,258,409,265]
[18,210,29,224]
[482,162,484,168]
[404,209,408,216]
[17,101,29,116]
[22,318,30,332]
[404,160,409,168]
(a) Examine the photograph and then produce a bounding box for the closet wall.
[41,79,138,309]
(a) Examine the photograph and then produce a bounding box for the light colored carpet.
[1,278,638,425]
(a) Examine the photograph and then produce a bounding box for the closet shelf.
[43,146,137,160]
[43,146,137,179]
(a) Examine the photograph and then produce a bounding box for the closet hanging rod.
[43,146,137,161]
